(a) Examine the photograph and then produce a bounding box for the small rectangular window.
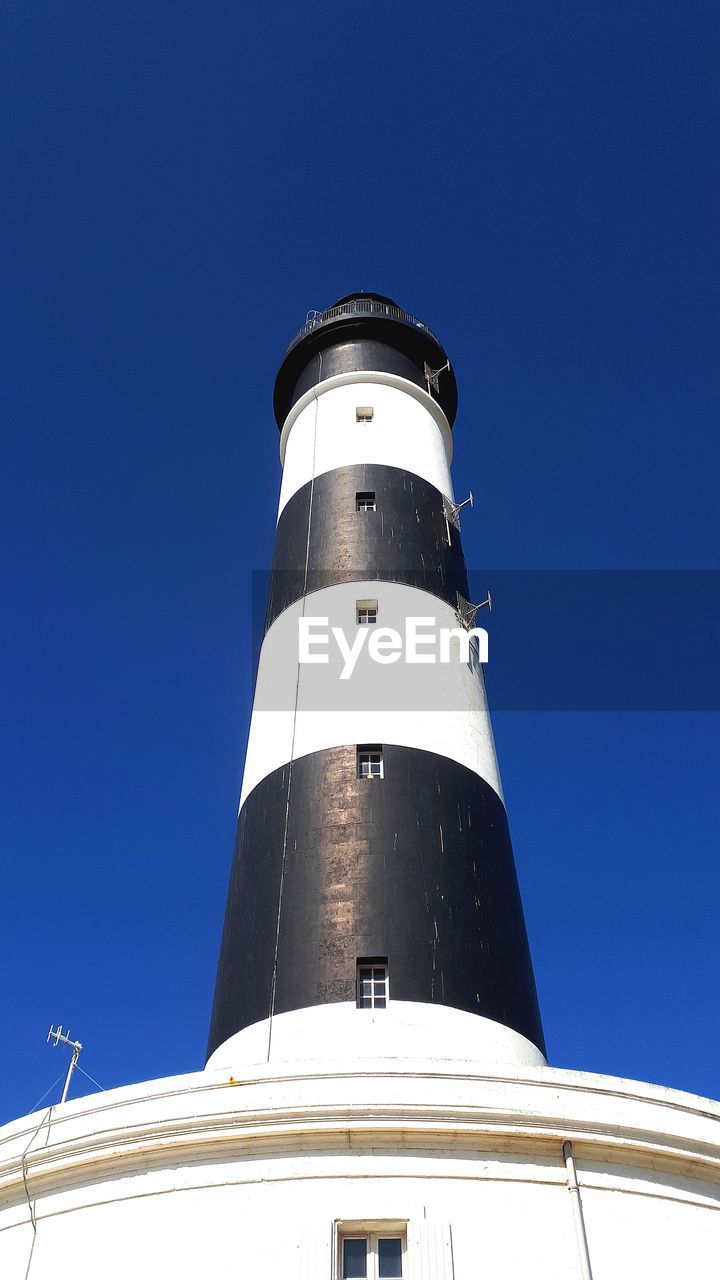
[343,1239,368,1278]
[356,405,374,422]
[356,491,376,512]
[378,1239,403,1278]
[339,1228,405,1278]
[357,959,388,1009]
[468,636,482,677]
[356,599,378,625]
[357,746,383,779]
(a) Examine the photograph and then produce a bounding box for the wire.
[20,1063,103,1276]
[75,1063,106,1092]
[21,1101,57,1240]
[267,354,322,1063]
[28,1073,65,1116]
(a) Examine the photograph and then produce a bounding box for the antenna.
[47,1025,83,1104]
[424,359,450,395]
[456,590,492,630]
[443,492,473,541]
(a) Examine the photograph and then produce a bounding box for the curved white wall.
[240,581,501,807]
[277,376,455,518]
[207,1002,547,1071]
[2,1061,718,1280]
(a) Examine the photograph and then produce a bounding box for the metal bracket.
[443,491,473,532]
[424,359,450,394]
[455,590,492,630]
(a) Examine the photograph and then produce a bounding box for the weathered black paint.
[207,745,546,1061]
[274,294,458,428]
[290,340,430,411]
[266,465,469,631]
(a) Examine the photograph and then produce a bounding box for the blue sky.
[1,1,717,1122]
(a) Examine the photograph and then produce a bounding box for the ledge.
[1,1061,719,1215]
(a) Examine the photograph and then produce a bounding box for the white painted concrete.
[206,1002,548,1072]
[277,375,454,518]
[240,581,502,807]
[2,1059,718,1279]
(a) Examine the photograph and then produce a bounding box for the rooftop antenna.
[47,1025,83,1104]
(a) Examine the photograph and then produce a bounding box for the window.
[357,959,388,1009]
[468,636,483,677]
[357,746,383,779]
[356,405,374,423]
[356,491,376,512]
[356,599,378,625]
[339,1229,405,1278]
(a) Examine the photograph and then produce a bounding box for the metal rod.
[60,1044,80,1104]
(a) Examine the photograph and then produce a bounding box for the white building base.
[1,1009,719,1279]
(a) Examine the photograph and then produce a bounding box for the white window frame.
[335,1221,407,1279]
[356,960,389,1009]
[356,598,378,625]
[356,491,376,512]
[357,746,383,779]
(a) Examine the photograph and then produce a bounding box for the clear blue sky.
[1,1,717,1123]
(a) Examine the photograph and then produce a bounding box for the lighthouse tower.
[207,292,546,1071]
[1,296,718,1280]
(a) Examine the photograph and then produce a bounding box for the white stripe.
[277,375,454,520]
[206,1001,547,1071]
[239,581,502,808]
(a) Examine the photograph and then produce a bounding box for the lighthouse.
[1,296,718,1280]
[207,293,546,1070]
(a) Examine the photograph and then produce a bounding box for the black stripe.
[275,333,458,429]
[207,744,546,1061]
[266,466,469,632]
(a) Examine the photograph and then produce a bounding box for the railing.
[284,297,443,356]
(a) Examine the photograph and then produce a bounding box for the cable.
[75,1063,106,1092]
[267,353,322,1062]
[20,1063,104,1273]
[20,1099,57,1279]
[27,1072,65,1116]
